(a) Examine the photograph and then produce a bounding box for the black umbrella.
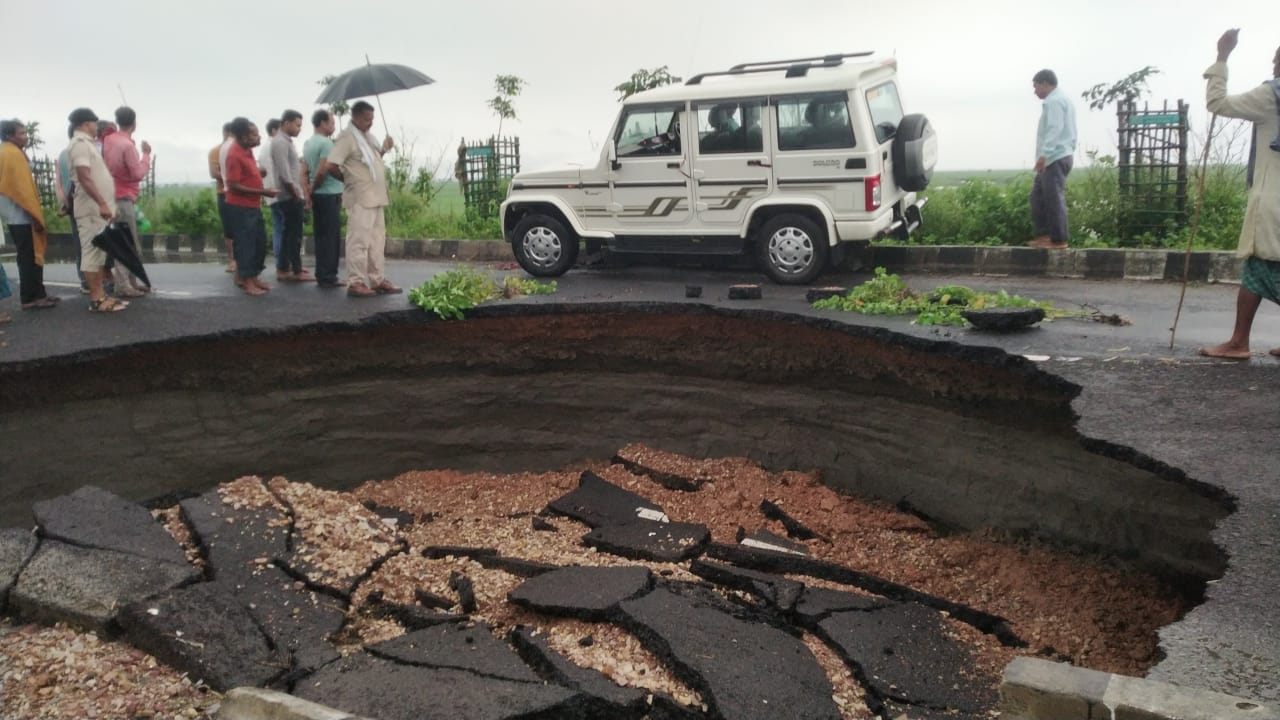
[316,57,434,135]
[92,222,151,289]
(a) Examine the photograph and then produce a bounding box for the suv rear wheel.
[512,213,579,277]
[754,213,829,285]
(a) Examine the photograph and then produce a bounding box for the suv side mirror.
[606,140,620,170]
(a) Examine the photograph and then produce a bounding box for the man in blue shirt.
[1028,69,1077,250]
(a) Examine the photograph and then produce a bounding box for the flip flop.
[89,296,128,313]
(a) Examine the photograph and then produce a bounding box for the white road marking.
[43,281,192,297]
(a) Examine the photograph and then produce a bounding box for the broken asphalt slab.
[10,539,198,633]
[618,585,842,720]
[294,651,585,720]
[582,520,710,563]
[688,559,804,613]
[367,622,542,683]
[508,565,653,621]
[33,485,190,566]
[510,626,649,717]
[180,488,289,586]
[816,602,993,715]
[118,581,290,692]
[0,528,37,612]
[545,471,668,527]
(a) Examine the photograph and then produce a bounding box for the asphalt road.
[2,258,1278,701]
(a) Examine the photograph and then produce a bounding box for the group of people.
[209,100,401,298]
[0,106,152,315]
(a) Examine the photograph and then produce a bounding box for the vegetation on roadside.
[812,267,1072,327]
[408,267,556,320]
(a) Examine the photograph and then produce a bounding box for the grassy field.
[929,169,1028,187]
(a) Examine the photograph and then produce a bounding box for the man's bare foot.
[241,283,267,296]
[252,278,273,292]
[276,271,297,282]
[1269,348,1280,357]
[225,263,237,274]
[1198,343,1251,359]
[294,270,316,282]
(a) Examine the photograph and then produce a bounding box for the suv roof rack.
[685,51,874,85]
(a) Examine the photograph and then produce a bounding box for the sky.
[5,0,1276,185]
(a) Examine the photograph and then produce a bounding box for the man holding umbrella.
[325,101,399,297]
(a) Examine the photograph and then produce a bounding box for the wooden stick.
[1169,113,1218,350]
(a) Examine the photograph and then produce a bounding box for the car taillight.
[865,174,882,210]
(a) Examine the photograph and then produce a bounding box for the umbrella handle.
[366,54,392,144]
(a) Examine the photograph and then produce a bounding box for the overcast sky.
[6,0,1276,185]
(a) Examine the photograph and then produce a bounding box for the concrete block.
[1044,248,1085,278]
[974,246,1014,275]
[1105,674,1280,720]
[868,245,909,272]
[1001,657,1108,719]
[1164,251,1213,282]
[384,237,404,258]
[1207,253,1242,284]
[936,245,976,273]
[1123,250,1168,280]
[1007,247,1051,275]
[1082,248,1127,279]
[217,687,366,720]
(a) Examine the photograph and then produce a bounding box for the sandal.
[89,296,128,313]
[21,297,58,310]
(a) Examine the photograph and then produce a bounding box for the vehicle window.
[694,99,764,155]
[866,82,904,144]
[615,105,683,157]
[776,94,855,151]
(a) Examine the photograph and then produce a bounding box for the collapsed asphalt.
[0,258,1277,702]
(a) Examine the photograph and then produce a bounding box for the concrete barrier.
[2,235,1243,283]
[1002,657,1279,720]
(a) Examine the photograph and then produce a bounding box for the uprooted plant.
[812,267,1128,327]
[408,268,556,320]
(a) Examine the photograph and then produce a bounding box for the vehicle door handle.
[747,159,772,168]
[667,161,682,169]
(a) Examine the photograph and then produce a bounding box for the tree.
[1081,66,1161,111]
[316,76,350,120]
[23,121,43,154]
[487,74,527,140]
[614,66,682,101]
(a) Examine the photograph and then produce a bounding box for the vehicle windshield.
[616,105,683,157]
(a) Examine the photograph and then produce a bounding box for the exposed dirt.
[0,445,1188,719]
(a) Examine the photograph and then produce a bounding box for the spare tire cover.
[892,114,937,192]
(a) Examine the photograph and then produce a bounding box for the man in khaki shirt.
[325,101,400,297]
[67,107,127,312]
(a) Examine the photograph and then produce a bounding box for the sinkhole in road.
[0,305,1233,699]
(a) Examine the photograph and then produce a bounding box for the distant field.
[929,169,1028,187]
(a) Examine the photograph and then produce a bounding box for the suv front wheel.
[512,213,579,277]
[754,213,829,285]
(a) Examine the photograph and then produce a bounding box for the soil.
[0,445,1187,719]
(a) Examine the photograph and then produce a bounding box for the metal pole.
[366,54,391,139]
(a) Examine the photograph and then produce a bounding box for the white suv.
[501,52,936,284]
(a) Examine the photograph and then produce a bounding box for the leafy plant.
[1081,66,1161,111]
[488,74,527,140]
[812,267,1059,327]
[408,268,556,319]
[614,66,681,101]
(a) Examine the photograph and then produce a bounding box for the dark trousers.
[1030,156,1073,243]
[227,204,267,280]
[312,193,342,283]
[277,198,305,274]
[271,202,286,268]
[6,224,47,304]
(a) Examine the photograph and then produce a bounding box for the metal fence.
[457,136,520,219]
[1116,100,1189,243]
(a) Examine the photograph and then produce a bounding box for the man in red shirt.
[223,117,277,296]
[102,106,151,296]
